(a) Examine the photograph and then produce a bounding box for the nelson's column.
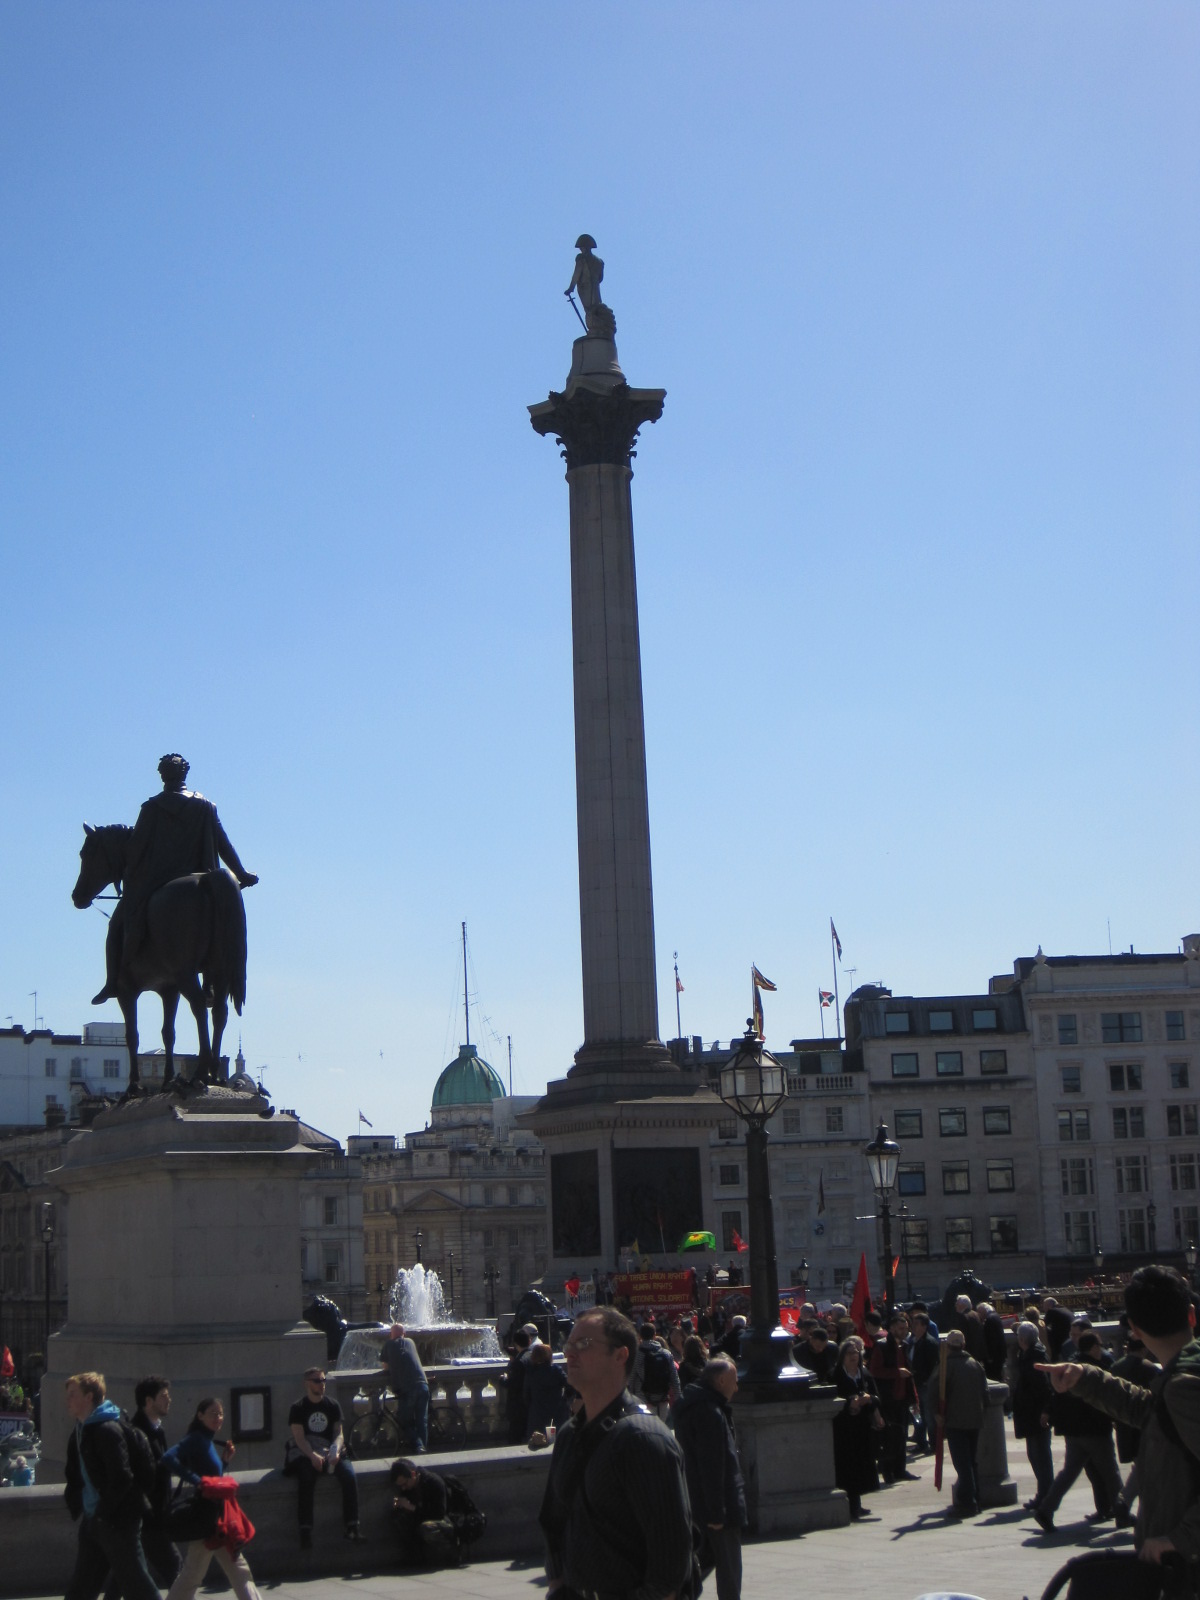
[526,238,718,1267]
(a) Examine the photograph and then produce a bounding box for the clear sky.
[1,3,1196,1146]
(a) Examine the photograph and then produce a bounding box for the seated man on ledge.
[284,1368,360,1550]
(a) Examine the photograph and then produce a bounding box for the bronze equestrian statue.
[71,754,257,1093]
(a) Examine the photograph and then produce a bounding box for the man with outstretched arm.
[1037,1265,1200,1565]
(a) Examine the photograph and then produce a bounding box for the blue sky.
[1,3,1196,1144]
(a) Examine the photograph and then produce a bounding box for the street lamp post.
[1148,1202,1157,1258]
[484,1262,499,1319]
[447,1251,455,1316]
[1186,1242,1197,1287]
[898,1202,915,1302]
[796,1258,809,1301]
[40,1201,56,1357]
[864,1122,900,1316]
[414,1229,423,1265]
[1094,1246,1104,1281]
[718,1022,807,1389]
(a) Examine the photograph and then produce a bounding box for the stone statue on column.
[565,235,616,339]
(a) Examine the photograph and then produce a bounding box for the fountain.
[334,1264,502,1370]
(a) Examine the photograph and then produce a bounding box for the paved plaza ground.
[17,1422,1141,1600]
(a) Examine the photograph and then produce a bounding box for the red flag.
[892,1256,900,1282]
[564,1275,580,1297]
[849,1252,873,1335]
[731,1229,749,1253]
[0,1345,13,1379]
[779,1304,800,1332]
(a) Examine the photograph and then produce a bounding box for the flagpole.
[819,989,825,1040]
[831,925,841,1043]
[674,951,682,1042]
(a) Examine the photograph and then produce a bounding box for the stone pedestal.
[733,1388,849,1533]
[41,1091,325,1479]
[977,1378,1018,1507]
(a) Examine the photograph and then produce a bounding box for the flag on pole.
[564,1275,581,1298]
[358,1110,373,1127]
[819,990,834,1008]
[731,1228,749,1253]
[751,965,777,1037]
[830,919,843,960]
[678,1230,717,1252]
[817,1172,826,1214]
[849,1251,873,1334]
[676,974,685,993]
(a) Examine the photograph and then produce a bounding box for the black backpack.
[642,1345,673,1403]
[118,1418,159,1500]
[440,1473,486,1544]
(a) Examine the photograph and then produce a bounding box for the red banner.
[611,1269,697,1313]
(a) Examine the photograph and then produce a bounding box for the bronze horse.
[72,823,247,1093]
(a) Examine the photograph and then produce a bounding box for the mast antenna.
[508,1034,513,1095]
[462,921,470,1046]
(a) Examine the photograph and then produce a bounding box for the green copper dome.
[432,1044,507,1107]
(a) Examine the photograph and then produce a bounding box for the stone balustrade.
[331,1359,517,1451]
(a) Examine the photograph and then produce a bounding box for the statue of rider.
[92,754,258,1005]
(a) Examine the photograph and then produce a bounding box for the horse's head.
[73,823,126,908]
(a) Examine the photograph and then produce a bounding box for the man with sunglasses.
[285,1368,360,1550]
[539,1308,694,1600]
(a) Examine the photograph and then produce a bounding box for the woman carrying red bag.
[162,1399,261,1600]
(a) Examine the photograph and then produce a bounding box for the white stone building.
[0,1022,130,1127]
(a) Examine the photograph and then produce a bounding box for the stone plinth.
[978,1378,1018,1507]
[734,1388,848,1533]
[41,1091,325,1478]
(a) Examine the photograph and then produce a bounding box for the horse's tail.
[206,869,248,1015]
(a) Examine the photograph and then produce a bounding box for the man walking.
[381,1323,430,1453]
[62,1372,160,1600]
[1011,1322,1055,1511]
[1033,1331,1123,1531]
[907,1313,940,1453]
[932,1328,987,1518]
[539,1307,694,1600]
[672,1356,747,1600]
[114,1375,182,1590]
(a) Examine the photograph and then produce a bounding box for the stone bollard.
[977,1378,1018,1507]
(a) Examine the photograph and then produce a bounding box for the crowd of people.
[41,1265,1200,1600]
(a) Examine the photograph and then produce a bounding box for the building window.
[983,1107,1011,1135]
[1058,1109,1090,1142]
[939,1108,967,1137]
[1110,1063,1143,1092]
[987,1159,1016,1192]
[1116,1155,1148,1194]
[885,1012,911,1034]
[44,1060,56,1078]
[1166,1012,1186,1042]
[1061,1066,1081,1094]
[103,1059,121,1079]
[1061,1156,1095,1197]
[942,1161,970,1194]
[894,1109,923,1139]
[782,1108,802,1134]
[897,1162,926,1196]
[972,1009,998,1031]
[483,1186,494,1206]
[323,1197,338,1225]
[1172,1063,1190,1091]
[979,1050,1008,1076]
[483,1229,494,1249]
[1058,1014,1078,1045]
[936,1051,963,1077]
[323,1249,341,1283]
[718,1120,738,1141]
[946,1217,973,1254]
[1168,1106,1200,1138]
[902,1218,929,1258]
[508,1185,520,1206]
[1063,1210,1096,1255]
[300,1244,308,1275]
[1119,1208,1147,1253]
[825,1106,844,1134]
[1170,1155,1197,1192]
[721,1211,743,1252]
[929,1010,954,1032]
[719,1164,740,1186]
[45,1092,58,1106]
[1174,1206,1200,1248]
[1102,1012,1142,1044]
[508,1226,519,1247]
[509,1259,522,1289]
[71,1058,84,1080]
[891,1052,919,1078]
[990,1216,1019,1252]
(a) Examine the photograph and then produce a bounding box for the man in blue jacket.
[672,1356,748,1600]
[63,1372,160,1600]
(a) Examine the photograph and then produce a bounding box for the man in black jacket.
[540,1307,693,1600]
[104,1375,182,1593]
[794,1323,838,1384]
[907,1313,940,1453]
[390,1457,450,1565]
[1034,1333,1123,1531]
[63,1372,160,1600]
[1012,1323,1055,1510]
[672,1357,747,1600]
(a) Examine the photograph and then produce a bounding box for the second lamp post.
[864,1121,900,1316]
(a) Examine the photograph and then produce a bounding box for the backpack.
[641,1345,673,1403]
[1152,1343,1200,1474]
[441,1473,487,1545]
[119,1418,159,1500]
